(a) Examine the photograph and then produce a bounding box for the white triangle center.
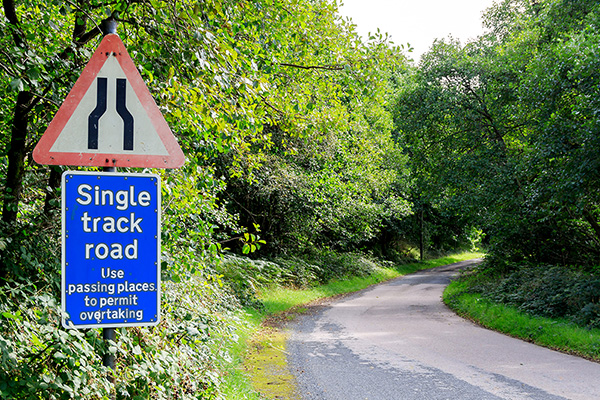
[50,56,169,156]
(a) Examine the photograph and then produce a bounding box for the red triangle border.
[33,34,184,169]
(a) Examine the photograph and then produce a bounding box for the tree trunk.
[43,166,62,217]
[0,90,32,281]
[420,207,424,261]
[583,208,600,245]
[2,91,32,223]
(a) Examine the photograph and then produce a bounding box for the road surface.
[288,260,600,399]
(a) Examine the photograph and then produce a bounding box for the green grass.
[444,277,600,361]
[259,251,483,315]
[219,311,266,400]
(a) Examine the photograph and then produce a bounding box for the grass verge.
[259,251,484,315]
[444,275,600,361]
[221,251,484,399]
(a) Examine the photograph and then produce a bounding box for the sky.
[338,0,497,60]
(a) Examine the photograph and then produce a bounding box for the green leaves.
[8,78,24,92]
[394,0,600,266]
[0,1,410,398]
[241,232,266,255]
[1,311,21,320]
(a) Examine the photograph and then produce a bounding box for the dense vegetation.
[395,0,600,332]
[2,0,600,398]
[0,0,430,398]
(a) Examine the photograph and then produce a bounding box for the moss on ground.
[243,327,302,400]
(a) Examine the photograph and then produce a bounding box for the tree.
[215,19,412,255]
[392,0,600,267]
[0,2,415,396]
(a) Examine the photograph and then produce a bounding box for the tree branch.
[2,0,17,24]
[3,0,26,48]
[2,91,33,225]
[71,0,90,41]
[280,63,344,71]
[0,59,15,75]
[58,25,102,60]
[259,95,286,118]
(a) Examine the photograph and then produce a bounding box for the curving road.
[288,260,600,400]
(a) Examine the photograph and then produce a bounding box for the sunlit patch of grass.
[219,312,266,399]
[242,328,301,400]
[260,251,484,315]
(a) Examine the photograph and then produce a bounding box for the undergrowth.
[456,263,600,330]
[216,250,485,312]
[0,274,242,399]
[214,249,384,310]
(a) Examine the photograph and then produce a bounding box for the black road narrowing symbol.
[88,77,134,151]
[87,78,106,150]
[117,78,134,151]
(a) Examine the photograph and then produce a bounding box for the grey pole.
[103,165,117,376]
[102,324,116,374]
[420,208,424,261]
[101,11,118,376]
[101,15,118,36]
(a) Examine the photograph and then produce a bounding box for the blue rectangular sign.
[61,171,161,328]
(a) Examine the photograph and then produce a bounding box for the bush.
[216,250,383,307]
[463,262,600,330]
[216,254,321,307]
[268,256,320,288]
[0,275,241,399]
[216,256,286,308]
[304,249,379,283]
[0,281,111,399]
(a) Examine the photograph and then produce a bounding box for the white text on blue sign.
[62,172,161,328]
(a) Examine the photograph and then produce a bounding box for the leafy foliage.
[216,249,383,308]
[214,8,413,257]
[455,262,600,330]
[0,0,415,398]
[392,0,600,267]
[0,275,240,399]
[222,126,412,255]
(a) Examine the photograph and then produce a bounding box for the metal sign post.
[62,170,161,381]
[103,165,116,376]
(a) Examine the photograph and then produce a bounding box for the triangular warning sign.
[33,34,184,169]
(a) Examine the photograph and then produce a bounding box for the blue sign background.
[62,171,160,328]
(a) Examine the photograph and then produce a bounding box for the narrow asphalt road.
[288,260,600,399]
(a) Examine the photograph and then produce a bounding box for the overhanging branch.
[3,0,26,47]
[280,63,344,71]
